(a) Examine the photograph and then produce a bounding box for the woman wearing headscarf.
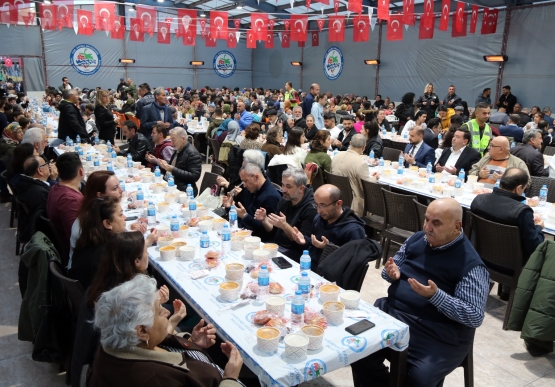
[218,121,241,165]
[0,122,23,178]
[214,118,232,144]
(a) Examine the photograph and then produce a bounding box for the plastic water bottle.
[298,271,310,300]
[426,162,432,176]
[147,202,156,226]
[76,134,81,144]
[106,140,112,153]
[398,154,404,166]
[458,169,466,182]
[291,290,305,325]
[68,137,73,147]
[107,160,113,172]
[189,198,197,218]
[200,230,210,248]
[229,205,237,230]
[378,157,384,167]
[93,155,100,168]
[428,174,436,193]
[398,162,404,175]
[494,179,500,189]
[127,154,133,168]
[77,146,83,156]
[284,131,288,142]
[511,141,516,149]
[403,131,408,139]
[454,177,462,197]
[539,184,548,205]
[136,187,144,201]
[170,215,180,238]
[186,184,194,198]
[258,265,270,298]
[521,192,526,204]
[333,149,339,156]
[300,250,311,272]
[94,136,100,146]
[221,224,231,253]
[392,127,397,137]
[369,149,375,164]
[120,179,125,192]
[154,166,161,181]
[86,152,92,162]
[168,175,175,188]
[382,125,386,136]
[65,136,70,144]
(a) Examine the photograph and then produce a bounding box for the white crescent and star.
[160,26,167,38]
[391,19,400,31]
[114,20,121,31]
[313,32,317,40]
[99,7,110,23]
[214,16,224,30]
[182,15,191,30]
[57,4,68,17]
[425,0,432,13]
[79,15,88,27]
[442,5,448,19]
[357,20,366,32]
[332,19,341,32]
[43,9,52,20]
[283,33,289,42]
[254,18,265,31]
[294,20,304,32]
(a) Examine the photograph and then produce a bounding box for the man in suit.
[434,128,481,179]
[510,129,549,177]
[58,77,73,93]
[542,107,554,129]
[57,89,89,142]
[140,87,174,140]
[423,117,441,149]
[332,115,356,152]
[499,114,524,142]
[403,127,435,168]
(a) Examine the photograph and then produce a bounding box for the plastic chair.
[127,115,141,131]
[413,199,428,232]
[267,164,288,185]
[323,171,354,209]
[361,179,390,242]
[379,189,419,268]
[209,138,221,163]
[36,215,69,268]
[469,213,523,330]
[211,163,225,176]
[311,166,326,191]
[525,176,555,202]
[382,147,402,162]
[271,182,282,194]
[543,146,555,156]
[390,141,407,152]
[49,260,84,312]
[317,243,339,268]
[199,172,219,196]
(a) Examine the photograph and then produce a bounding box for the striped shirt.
[382,231,490,328]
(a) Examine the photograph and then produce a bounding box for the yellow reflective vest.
[463,119,492,156]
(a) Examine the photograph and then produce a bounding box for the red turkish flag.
[158,20,171,44]
[13,1,32,25]
[454,2,465,33]
[210,11,228,40]
[177,9,196,40]
[268,19,274,31]
[311,31,319,46]
[470,5,479,33]
[438,0,450,31]
[403,0,414,25]
[377,0,390,21]
[387,14,403,41]
[182,29,195,46]
[77,9,93,36]
[281,32,290,48]
[419,13,435,39]
[130,18,144,42]
[137,6,156,36]
[290,14,308,42]
[422,0,434,29]
[251,13,268,41]
[452,9,467,37]
[246,30,256,48]
[54,0,73,29]
[283,20,290,31]
[227,29,237,48]
[313,0,329,4]
[317,19,324,31]
[348,0,363,15]
[0,1,12,25]
[482,8,498,34]
[40,4,57,31]
[111,15,125,40]
[265,33,274,49]
[306,0,311,11]
[298,41,305,48]
[328,15,345,42]
[205,31,217,47]
[353,15,369,42]
[333,0,339,14]
[23,10,34,27]
[94,2,115,31]
[234,19,240,29]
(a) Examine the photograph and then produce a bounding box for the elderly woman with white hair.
[90,274,244,387]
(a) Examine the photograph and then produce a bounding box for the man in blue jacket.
[140,87,174,140]
[302,83,320,118]
[403,126,436,168]
[234,101,252,131]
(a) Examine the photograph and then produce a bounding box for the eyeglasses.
[488,144,504,149]
[312,200,338,210]
[39,161,51,168]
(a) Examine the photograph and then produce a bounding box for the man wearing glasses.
[292,184,365,268]
[468,136,529,185]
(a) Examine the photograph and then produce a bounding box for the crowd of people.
[4,76,555,387]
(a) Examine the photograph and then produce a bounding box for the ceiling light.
[119,58,136,64]
[130,5,136,11]
[236,2,243,9]
[364,59,380,65]
[483,55,508,62]
[190,61,204,66]
[291,61,302,67]
[44,0,52,4]
[199,10,206,17]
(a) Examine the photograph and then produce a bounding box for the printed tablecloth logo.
[204,276,224,285]
[380,329,398,348]
[323,46,343,80]
[188,262,204,270]
[70,44,102,76]
[213,50,236,78]
[304,359,326,380]
[290,275,300,284]
[341,336,367,353]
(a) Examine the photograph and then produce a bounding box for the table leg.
[386,347,407,387]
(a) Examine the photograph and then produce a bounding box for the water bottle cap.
[295,290,302,295]
[138,187,142,190]
[261,265,267,269]
[149,201,153,204]
[187,184,192,187]
[223,224,229,228]
[230,205,236,210]
[172,215,176,219]
[303,250,309,254]
[202,230,207,234]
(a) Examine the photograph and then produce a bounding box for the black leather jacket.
[168,142,202,195]
[117,132,151,165]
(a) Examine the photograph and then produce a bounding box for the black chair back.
[354,263,370,292]
[525,176,555,202]
[362,179,389,218]
[211,163,225,176]
[318,243,340,268]
[543,146,555,156]
[413,199,428,232]
[382,189,419,232]
[382,147,402,162]
[36,215,69,268]
[199,172,219,195]
[49,260,84,312]
[390,141,407,152]
[267,164,288,185]
[311,166,326,191]
[324,171,353,209]
[209,138,221,163]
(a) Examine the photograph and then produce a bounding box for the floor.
[1,165,554,386]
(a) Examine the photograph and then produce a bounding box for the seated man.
[323,113,341,140]
[423,117,441,149]
[434,128,481,179]
[46,152,84,256]
[331,116,356,152]
[469,136,529,185]
[489,106,509,125]
[113,120,152,166]
[158,127,202,196]
[292,184,366,268]
[471,167,544,262]
[510,129,549,177]
[403,127,436,168]
[254,167,317,261]
[499,114,524,142]
[513,104,531,128]
[145,123,173,172]
[222,163,281,240]
[331,134,378,216]
[351,198,489,387]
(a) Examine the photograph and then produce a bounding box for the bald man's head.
[488,136,510,159]
[314,184,343,222]
[423,198,463,247]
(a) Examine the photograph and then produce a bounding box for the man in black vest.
[351,198,489,387]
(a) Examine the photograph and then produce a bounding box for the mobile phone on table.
[345,319,375,335]
[126,216,139,221]
[272,257,292,269]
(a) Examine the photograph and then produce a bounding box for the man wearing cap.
[453,106,466,121]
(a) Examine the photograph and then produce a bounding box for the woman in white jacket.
[268,127,307,169]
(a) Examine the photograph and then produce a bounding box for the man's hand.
[157,121,164,125]
[221,342,243,381]
[159,160,173,173]
[164,122,170,128]
[492,171,503,181]
[384,257,400,281]
[444,166,457,175]
[48,163,58,180]
[235,202,247,218]
[291,226,306,245]
[478,166,490,179]
[191,319,216,349]
[422,101,427,106]
[370,171,380,181]
[267,212,287,229]
[311,234,329,249]
[222,193,234,209]
[435,164,445,173]
[234,113,241,121]
[112,145,120,153]
[407,278,438,299]
[254,207,267,221]
[403,153,415,165]
[216,175,229,188]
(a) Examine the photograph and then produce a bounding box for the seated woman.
[268,127,306,169]
[304,114,319,141]
[89,274,244,387]
[69,197,157,289]
[239,124,263,150]
[361,120,383,158]
[260,127,283,162]
[304,129,332,173]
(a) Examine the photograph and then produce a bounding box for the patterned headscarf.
[2,122,21,145]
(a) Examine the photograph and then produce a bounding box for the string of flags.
[0,0,500,48]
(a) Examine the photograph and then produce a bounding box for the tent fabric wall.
[252,43,303,90]
[22,57,45,91]
[0,24,42,56]
[504,5,555,108]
